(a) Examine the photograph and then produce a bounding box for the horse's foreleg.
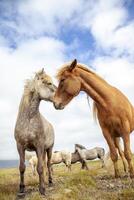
[30,162,36,176]
[33,164,36,176]
[17,144,25,194]
[103,129,119,178]
[123,134,134,178]
[47,147,53,186]
[81,160,85,169]
[68,163,71,172]
[114,137,128,173]
[36,148,45,195]
[81,160,89,170]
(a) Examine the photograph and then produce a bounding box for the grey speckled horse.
[75,144,105,170]
[14,69,56,196]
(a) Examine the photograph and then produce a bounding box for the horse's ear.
[69,59,77,71]
[35,68,45,78]
[42,68,46,74]
[41,68,45,74]
[35,73,39,80]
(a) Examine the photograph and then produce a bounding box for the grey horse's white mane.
[75,144,86,149]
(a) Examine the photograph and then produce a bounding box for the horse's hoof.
[17,192,25,198]
[39,187,46,195]
[49,182,54,187]
[115,174,121,179]
[130,174,134,179]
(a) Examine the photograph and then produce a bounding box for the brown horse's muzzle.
[53,102,64,110]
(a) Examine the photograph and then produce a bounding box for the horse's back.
[61,150,71,160]
[86,149,98,160]
[51,151,62,164]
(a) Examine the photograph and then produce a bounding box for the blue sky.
[0,0,134,159]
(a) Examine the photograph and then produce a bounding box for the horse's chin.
[42,97,53,103]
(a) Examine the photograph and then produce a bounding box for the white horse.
[29,155,38,175]
[28,150,72,174]
[75,144,105,170]
[51,150,72,171]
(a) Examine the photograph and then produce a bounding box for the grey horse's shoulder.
[40,114,54,133]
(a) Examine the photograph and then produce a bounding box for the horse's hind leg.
[100,156,105,168]
[47,147,53,186]
[81,160,85,169]
[17,144,26,194]
[36,148,45,195]
[114,137,128,173]
[123,134,134,178]
[103,129,120,178]
[81,160,89,170]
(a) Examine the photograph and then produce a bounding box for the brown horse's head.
[53,59,81,109]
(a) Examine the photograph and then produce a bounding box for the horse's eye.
[60,79,65,84]
[47,82,52,86]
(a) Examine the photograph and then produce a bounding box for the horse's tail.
[97,147,105,158]
[93,101,98,122]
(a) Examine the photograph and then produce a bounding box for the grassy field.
[0,160,134,200]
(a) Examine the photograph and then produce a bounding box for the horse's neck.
[18,92,40,119]
[77,66,112,108]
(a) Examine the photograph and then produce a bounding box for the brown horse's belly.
[98,112,123,137]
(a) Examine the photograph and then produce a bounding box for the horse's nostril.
[54,102,64,110]
[59,103,62,107]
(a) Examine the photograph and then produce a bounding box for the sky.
[0,0,134,159]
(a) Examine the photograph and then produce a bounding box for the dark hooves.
[49,182,54,187]
[130,175,134,179]
[17,192,25,198]
[39,188,46,196]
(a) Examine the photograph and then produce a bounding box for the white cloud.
[4,0,82,39]
[78,0,134,57]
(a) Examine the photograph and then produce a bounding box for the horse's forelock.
[56,66,70,81]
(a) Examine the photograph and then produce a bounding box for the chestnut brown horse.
[53,59,134,178]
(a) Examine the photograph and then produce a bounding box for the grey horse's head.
[74,144,86,153]
[33,68,57,102]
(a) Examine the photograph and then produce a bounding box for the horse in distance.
[28,155,38,175]
[53,59,133,178]
[75,144,105,169]
[15,68,56,195]
[51,150,72,171]
[28,150,72,174]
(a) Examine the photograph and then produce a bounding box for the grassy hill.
[0,159,134,200]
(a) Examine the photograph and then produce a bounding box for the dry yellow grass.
[0,160,134,200]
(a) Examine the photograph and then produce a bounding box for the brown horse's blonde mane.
[56,63,94,80]
[56,63,107,84]
[56,65,70,80]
